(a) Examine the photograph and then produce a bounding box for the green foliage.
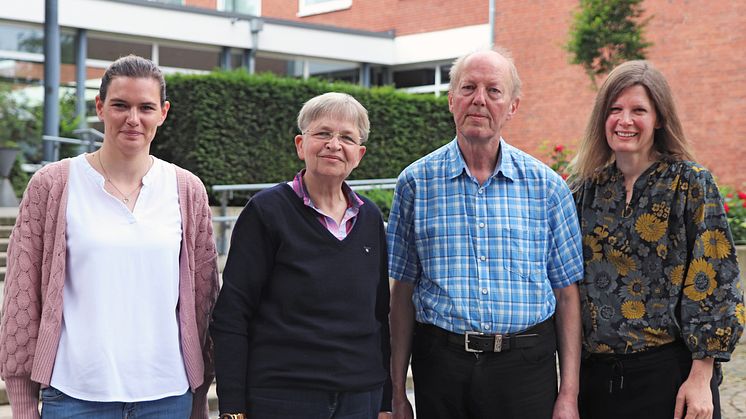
[0,84,81,195]
[0,83,38,197]
[720,187,746,245]
[539,141,573,181]
[154,70,455,202]
[0,83,39,148]
[566,0,652,80]
[357,188,395,220]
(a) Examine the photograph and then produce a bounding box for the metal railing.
[41,128,105,163]
[212,178,397,254]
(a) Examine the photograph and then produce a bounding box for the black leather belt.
[417,317,553,353]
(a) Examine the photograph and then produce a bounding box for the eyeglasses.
[303,130,361,146]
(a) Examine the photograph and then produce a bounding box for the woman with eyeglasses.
[210,92,392,419]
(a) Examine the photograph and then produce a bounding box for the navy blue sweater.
[211,184,392,413]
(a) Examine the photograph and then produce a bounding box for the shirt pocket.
[500,227,548,281]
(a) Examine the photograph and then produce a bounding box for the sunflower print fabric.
[575,160,744,360]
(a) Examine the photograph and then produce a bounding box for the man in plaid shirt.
[386,47,583,419]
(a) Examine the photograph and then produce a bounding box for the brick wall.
[495,0,597,174]
[262,0,488,35]
[499,0,746,188]
[642,0,746,188]
[183,0,746,187]
[186,0,217,9]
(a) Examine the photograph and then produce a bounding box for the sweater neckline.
[279,183,367,245]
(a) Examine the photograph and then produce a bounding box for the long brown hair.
[570,60,693,189]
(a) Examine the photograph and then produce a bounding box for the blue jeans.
[248,387,384,419]
[40,387,193,419]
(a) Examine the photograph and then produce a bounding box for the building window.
[159,45,221,71]
[307,59,359,84]
[218,0,261,15]
[393,68,435,88]
[297,0,352,17]
[255,55,293,76]
[88,37,152,62]
[393,62,452,96]
[0,23,75,64]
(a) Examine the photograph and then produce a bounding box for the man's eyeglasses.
[304,130,361,146]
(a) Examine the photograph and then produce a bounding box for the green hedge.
[153,71,455,201]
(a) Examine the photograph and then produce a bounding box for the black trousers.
[579,342,721,419]
[411,321,558,419]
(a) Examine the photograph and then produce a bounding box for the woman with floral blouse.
[570,60,744,419]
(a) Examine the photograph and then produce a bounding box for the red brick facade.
[185,0,746,187]
[262,0,487,36]
[187,0,217,9]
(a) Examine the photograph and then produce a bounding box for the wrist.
[219,413,246,419]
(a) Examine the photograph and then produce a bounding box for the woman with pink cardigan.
[0,55,219,419]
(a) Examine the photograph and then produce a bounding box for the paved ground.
[721,338,746,418]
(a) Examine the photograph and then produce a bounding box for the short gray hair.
[448,47,522,99]
[297,92,370,143]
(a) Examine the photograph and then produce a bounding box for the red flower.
[561,173,569,180]
[738,191,746,200]
[726,193,734,198]
[554,144,565,153]
[742,200,746,208]
[724,203,730,213]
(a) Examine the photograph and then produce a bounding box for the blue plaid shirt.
[387,138,583,334]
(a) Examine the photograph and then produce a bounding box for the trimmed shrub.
[153,71,455,202]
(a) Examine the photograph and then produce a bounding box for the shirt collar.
[446,137,515,182]
[291,169,364,209]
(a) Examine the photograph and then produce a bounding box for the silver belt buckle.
[464,331,484,353]
[493,334,503,352]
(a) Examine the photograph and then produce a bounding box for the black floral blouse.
[575,159,745,360]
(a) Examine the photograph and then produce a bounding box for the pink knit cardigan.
[0,159,220,419]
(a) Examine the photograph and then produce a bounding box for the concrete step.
[0,227,10,240]
[0,253,5,266]
[0,239,8,253]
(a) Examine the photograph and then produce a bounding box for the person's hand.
[391,394,414,419]
[378,412,393,419]
[552,392,579,419]
[674,376,713,419]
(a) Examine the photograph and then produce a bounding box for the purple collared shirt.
[289,170,364,240]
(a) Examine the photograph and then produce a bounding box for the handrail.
[42,130,104,162]
[211,177,397,254]
[40,129,105,165]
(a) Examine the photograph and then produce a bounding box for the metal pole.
[248,18,263,74]
[247,49,256,74]
[360,62,370,87]
[220,46,231,70]
[43,0,61,162]
[75,29,89,154]
[489,0,495,49]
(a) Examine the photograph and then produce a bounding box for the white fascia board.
[62,0,254,49]
[0,0,255,49]
[393,24,490,65]
[0,2,45,24]
[1,1,487,66]
[259,21,394,65]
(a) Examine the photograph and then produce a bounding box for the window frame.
[297,0,352,17]
[217,0,261,16]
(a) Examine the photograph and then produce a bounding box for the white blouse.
[50,154,188,402]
